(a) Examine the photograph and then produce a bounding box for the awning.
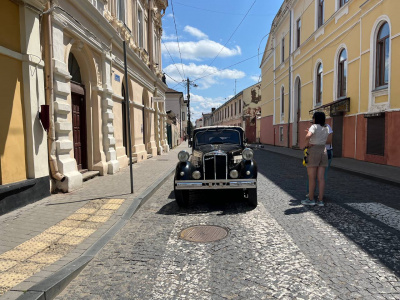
[309,97,350,117]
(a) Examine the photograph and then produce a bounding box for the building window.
[117,0,125,23]
[231,104,233,117]
[281,87,285,116]
[235,102,237,115]
[296,19,301,49]
[182,112,185,121]
[279,126,284,142]
[281,37,285,63]
[338,49,347,98]
[376,22,390,88]
[339,0,348,8]
[316,63,323,105]
[137,6,144,48]
[239,100,242,113]
[318,0,324,28]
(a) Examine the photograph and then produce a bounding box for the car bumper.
[175,179,257,190]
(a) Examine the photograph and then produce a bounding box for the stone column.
[52,18,82,192]
[20,5,49,181]
[101,53,119,174]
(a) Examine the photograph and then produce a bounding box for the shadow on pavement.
[255,149,400,277]
[159,190,255,216]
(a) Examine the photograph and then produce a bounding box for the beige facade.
[260,0,400,167]
[44,0,168,192]
[213,92,244,127]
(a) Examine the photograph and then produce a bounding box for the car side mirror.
[244,138,248,144]
[188,140,192,147]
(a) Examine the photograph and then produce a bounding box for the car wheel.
[175,189,189,207]
[247,188,257,207]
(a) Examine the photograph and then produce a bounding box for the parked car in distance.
[174,126,257,207]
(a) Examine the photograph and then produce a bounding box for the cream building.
[1,0,169,212]
[45,0,169,192]
[260,0,400,167]
[213,92,244,128]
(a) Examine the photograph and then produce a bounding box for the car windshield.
[194,129,241,146]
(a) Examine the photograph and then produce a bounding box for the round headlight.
[242,148,254,161]
[230,170,239,179]
[178,150,190,162]
[192,171,201,179]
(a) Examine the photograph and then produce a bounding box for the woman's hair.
[312,111,326,126]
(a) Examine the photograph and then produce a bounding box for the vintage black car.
[174,126,257,207]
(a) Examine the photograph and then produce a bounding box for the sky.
[161,0,283,123]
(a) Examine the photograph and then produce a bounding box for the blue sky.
[161,0,283,122]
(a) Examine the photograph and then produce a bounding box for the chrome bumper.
[175,179,257,190]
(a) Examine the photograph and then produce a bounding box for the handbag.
[302,148,308,167]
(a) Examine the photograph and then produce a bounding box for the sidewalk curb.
[15,166,176,300]
[255,146,400,187]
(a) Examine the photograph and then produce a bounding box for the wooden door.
[332,114,343,157]
[72,92,87,170]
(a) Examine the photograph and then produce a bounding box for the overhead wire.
[170,0,186,79]
[161,39,185,80]
[194,0,257,81]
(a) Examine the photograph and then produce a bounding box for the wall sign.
[115,74,120,82]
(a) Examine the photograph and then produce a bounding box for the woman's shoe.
[301,199,316,206]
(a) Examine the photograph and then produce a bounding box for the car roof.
[193,126,244,133]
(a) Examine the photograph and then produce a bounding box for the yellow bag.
[303,148,308,167]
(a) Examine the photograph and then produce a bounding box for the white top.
[325,124,333,150]
[309,124,330,145]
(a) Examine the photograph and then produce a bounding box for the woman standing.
[301,112,330,207]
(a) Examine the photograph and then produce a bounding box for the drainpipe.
[287,9,292,148]
[44,1,65,182]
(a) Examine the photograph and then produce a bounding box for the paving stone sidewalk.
[0,143,187,299]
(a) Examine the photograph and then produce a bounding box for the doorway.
[71,85,87,170]
[332,114,343,157]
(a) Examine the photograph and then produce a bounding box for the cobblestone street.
[56,149,400,299]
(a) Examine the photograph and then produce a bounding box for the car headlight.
[242,148,254,161]
[230,170,239,179]
[192,171,201,179]
[178,150,190,162]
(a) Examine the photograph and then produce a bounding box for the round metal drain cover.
[179,225,228,243]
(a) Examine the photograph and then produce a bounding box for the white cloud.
[250,75,260,82]
[163,63,245,89]
[184,26,208,40]
[189,94,226,121]
[162,40,241,61]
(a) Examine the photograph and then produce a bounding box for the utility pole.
[185,78,197,138]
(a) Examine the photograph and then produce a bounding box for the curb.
[15,166,176,300]
[255,146,400,187]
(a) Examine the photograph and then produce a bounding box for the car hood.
[194,144,243,156]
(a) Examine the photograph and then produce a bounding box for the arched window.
[316,63,323,105]
[281,87,285,115]
[337,49,347,98]
[376,22,390,88]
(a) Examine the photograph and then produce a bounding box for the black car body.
[174,126,258,207]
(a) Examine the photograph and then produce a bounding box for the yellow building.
[260,0,400,167]
[0,0,50,214]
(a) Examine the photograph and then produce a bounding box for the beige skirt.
[307,145,328,167]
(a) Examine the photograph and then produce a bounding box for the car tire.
[175,189,189,207]
[247,188,257,207]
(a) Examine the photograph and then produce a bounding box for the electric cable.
[170,0,186,79]
[162,39,185,81]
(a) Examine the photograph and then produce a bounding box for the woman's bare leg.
[307,167,317,200]
[317,167,326,201]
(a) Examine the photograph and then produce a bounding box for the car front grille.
[203,153,227,180]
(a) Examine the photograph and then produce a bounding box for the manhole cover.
[179,225,228,243]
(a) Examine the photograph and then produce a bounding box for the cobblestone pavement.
[56,150,400,299]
